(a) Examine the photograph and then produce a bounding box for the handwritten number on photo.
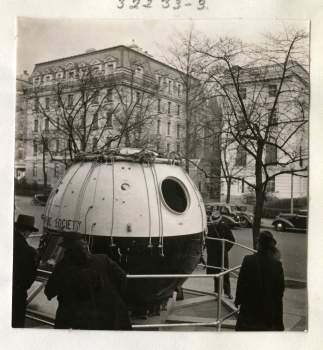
[116,0,207,10]
[162,0,170,8]
[143,0,153,8]
[117,0,125,9]
[173,0,181,10]
[198,0,206,10]
[130,0,140,9]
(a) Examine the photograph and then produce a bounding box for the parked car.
[205,202,254,229]
[230,204,254,228]
[31,193,49,206]
[272,210,308,232]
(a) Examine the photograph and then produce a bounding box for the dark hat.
[211,209,222,221]
[258,230,277,248]
[15,214,39,232]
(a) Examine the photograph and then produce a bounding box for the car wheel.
[275,222,285,232]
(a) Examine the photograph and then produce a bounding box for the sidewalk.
[170,265,307,331]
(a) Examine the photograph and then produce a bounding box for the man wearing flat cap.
[235,231,285,331]
[12,215,39,327]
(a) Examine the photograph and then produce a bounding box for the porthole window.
[161,177,189,214]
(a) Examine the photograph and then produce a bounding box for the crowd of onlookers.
[206,210,285,331]
[12,212,285,331]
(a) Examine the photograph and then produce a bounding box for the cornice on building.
[222,61,309,87]
[32,45,185,79]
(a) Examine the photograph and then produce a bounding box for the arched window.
[91,59,102,75]
[56,69,64,80]
[33,76,41,87]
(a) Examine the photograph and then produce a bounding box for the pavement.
[167,264,308,331]
[164,214,307,331]
[18,196,306,331]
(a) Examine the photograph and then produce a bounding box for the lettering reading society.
[44,216,82,232]
[117,0,207,10]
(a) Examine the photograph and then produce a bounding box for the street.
[230,226,307,282]
[15,195,307,330]
[15,195,307,281]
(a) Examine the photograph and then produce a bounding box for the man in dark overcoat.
[206,213,235,298]
[235,231,285,331]
[44,236,132,330]
[12,215,39,327]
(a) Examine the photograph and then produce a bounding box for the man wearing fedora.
[12,214,39,327]
[206,210,235,299]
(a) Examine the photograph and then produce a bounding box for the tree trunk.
[208,159,221,201]
[253,187,265,249]
[225,177,232,204]
[185,113,191,173]
[42,146,47,190]
[252,148,265,249]
[184,86,191,173]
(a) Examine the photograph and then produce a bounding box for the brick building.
[18,43,221,199]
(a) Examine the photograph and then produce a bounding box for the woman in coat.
[235,231,285,331]
[45,236,132,330]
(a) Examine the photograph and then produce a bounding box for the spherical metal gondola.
[40,148,206,312]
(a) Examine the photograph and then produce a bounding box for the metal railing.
[26,238,256,330]
[127,237,256,331]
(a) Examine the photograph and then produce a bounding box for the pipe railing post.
[216,238,225,331]
[32,236,260,331]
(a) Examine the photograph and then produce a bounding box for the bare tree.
[160,27,225,201]
[220,132,255,204]
[29,62,160,174]
[197,29,309,246]
[111,58,160,149]
[162,27,216,172]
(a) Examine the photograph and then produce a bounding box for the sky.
[17,17,309,75]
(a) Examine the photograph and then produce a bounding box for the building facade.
[15,71,31,180]
[18,43,220,197]
[220,63,309,201]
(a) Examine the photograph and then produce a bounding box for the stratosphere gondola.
[39,148,207,314]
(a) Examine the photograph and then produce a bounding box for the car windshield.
[35,194,49,201]
[230,205,247,212]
